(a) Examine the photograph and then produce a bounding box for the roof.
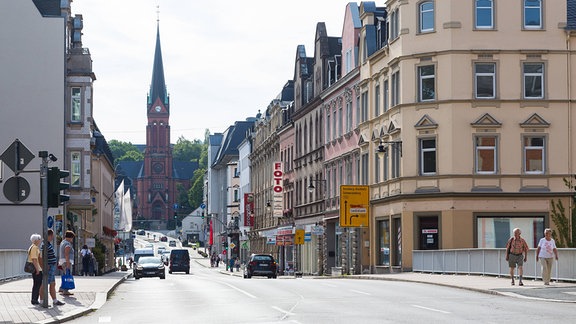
[173,161,199,180]
[32,0,61,17]
[212,121,255,168]
[148,23,168,107]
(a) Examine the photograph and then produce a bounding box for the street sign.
[0,139,35,173]
[47,215,54,229]
[3,176,30,203]
[229,242,236,249]
[339,185,369,227]
[200,203,206,209]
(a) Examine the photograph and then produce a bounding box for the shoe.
[31,301,40,305]
[544,282,550,285]
[53,300,65,306]
[519,281,524,286]
[511,280,515,286]
[60,291,74,296]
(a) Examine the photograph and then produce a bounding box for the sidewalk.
[196,257,576,303]
[0,271,130,324]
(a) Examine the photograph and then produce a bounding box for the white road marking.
[350,289,371,295]
[221,282,257,299]
[272,306,296,316]
[98,316,112,323]
[412,304,451,314]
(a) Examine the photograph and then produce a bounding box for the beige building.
[357,0,576,271]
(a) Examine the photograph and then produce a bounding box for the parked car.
[137,229,146,235]
[157,246,166,254]
[244,254,277,279]
[160,236,168,242]
[168,240,177,247]
[161,251,171,265]
[133,256,165,279]
[169,249,190,274]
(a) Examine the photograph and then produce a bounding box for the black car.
[169,249,190,274]
[134,256,165,279]
[244,254,277,279]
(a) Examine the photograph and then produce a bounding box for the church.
[117,22,197,229]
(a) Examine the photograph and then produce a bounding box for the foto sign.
[339,185,369,227]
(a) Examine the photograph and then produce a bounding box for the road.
[69,247,576,324]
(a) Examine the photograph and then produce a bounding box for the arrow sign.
[0,139,35,173]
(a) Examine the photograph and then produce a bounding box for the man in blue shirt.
[40,229,65,306]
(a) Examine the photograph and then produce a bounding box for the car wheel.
[160,276,165,279]
[272,275,277,279]
[185,270,189,274]
[135,276,140,280]
[169,270,172,274]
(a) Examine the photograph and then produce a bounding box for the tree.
[549,177,576,248]
[108,140,143,164]
[188,168,205,208]
[115,150,143,163]
[173,136,202,162]
[176,183,190,211]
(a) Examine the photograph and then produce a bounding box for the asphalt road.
[69,253,576,324]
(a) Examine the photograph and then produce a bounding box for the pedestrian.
[536,228,559,285]
[28,233,43,305]
[229,257,235,272]
[80,245,92,276]
[210,253,216,267]
[216,253,221,267]
[59,230,75,295]
[40,229,65,306]
[505,228,529,286]
[234,257,240,272]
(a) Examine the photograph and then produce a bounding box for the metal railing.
[0,250,29,281]
[412,248,576,282]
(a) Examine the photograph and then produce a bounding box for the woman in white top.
[536,228,559,285]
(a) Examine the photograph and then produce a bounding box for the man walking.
[505,228,529,286]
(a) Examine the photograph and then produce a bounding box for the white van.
[133,248,154,263]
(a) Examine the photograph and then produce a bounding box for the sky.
[72,0,356,144]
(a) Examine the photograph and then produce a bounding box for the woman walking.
[536,228,559,285]
[28,233,42,305]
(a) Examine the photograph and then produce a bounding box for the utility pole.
[38,151,49,309]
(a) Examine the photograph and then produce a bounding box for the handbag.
[24,246,35,273]
[61,269,75,290]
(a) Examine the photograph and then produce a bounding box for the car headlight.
[158,265,165,270]
[136,265,143,270]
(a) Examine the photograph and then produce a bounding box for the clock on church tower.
[153,162,164,174]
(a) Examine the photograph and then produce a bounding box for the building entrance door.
[418,216,439,250]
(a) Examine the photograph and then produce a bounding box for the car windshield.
[138,257,162,265]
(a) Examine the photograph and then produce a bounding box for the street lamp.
[308,179,327,193]
[376,140,403,157]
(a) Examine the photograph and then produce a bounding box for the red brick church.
[118,22,197,228]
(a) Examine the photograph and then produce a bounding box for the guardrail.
[412,248,576,282]
[0,250,29,282]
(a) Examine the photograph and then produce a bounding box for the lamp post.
[376,140,403,157]
[307,178,327,276]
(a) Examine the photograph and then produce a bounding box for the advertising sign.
[244,193,254,227]
[339,185,369,227]
[272,162,283,217]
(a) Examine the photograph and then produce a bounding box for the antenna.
[156,5,160,23]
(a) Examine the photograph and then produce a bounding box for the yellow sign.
[339,185,369,227]
[294,229,305,245]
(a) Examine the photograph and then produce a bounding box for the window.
[420,138,436,175]
[71,87,81,122]
[475,136,497,174]
[361,153,369,184]
[477,216,544,248]
[338,106,343,137]
[375,154,380,183]
[378,219,390,266]
[391,144,401,179]
[355,95,360,127]
[361,91,368,122]
[326,113,331,142]
[391,71,400,106]
[524,136,545,174]
[383,80,389,112]
[383,149,389,181]
[233,189,239,202]
[71,151,81,187]
[375,84,380,117]
[333,109,337,139]
[475,0,493,29]
[523,62,544,99]
[419,1,434,33]
[475,62,496,99]
[418,65,435,101]
[524,0,542,29]
[346,101,352,133]
[388,8,400,42]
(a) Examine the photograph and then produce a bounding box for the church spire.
[148,19,168,108]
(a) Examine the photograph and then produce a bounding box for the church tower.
[136,21,175,222]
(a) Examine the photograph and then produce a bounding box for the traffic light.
[47,167,69,208]
[174,211,177,219]
[201,212,205,219]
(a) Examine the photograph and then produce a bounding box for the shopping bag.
[61,269,75,290]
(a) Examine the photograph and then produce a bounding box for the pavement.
[1,257,575,324]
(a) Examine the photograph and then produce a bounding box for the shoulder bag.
[24,246,35,273]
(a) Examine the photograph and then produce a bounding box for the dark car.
[244,254,277,279]
[169,249,190,274]
[160,236,168,242]
[133,256,165,279]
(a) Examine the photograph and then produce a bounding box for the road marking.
[350,289,371,295]
[411,305,451,314]
[221,282,257,299]
[98,317,112,323]
[272,306,296,316]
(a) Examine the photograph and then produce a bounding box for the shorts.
[508,253,524,268]
[47,264,56,284]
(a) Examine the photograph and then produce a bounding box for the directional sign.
[229,242,236,249]
[47,215,54,229]
[200,203,206,209]
[0,139,35,173]
[339,185,369,227]
[3,176,31,203]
